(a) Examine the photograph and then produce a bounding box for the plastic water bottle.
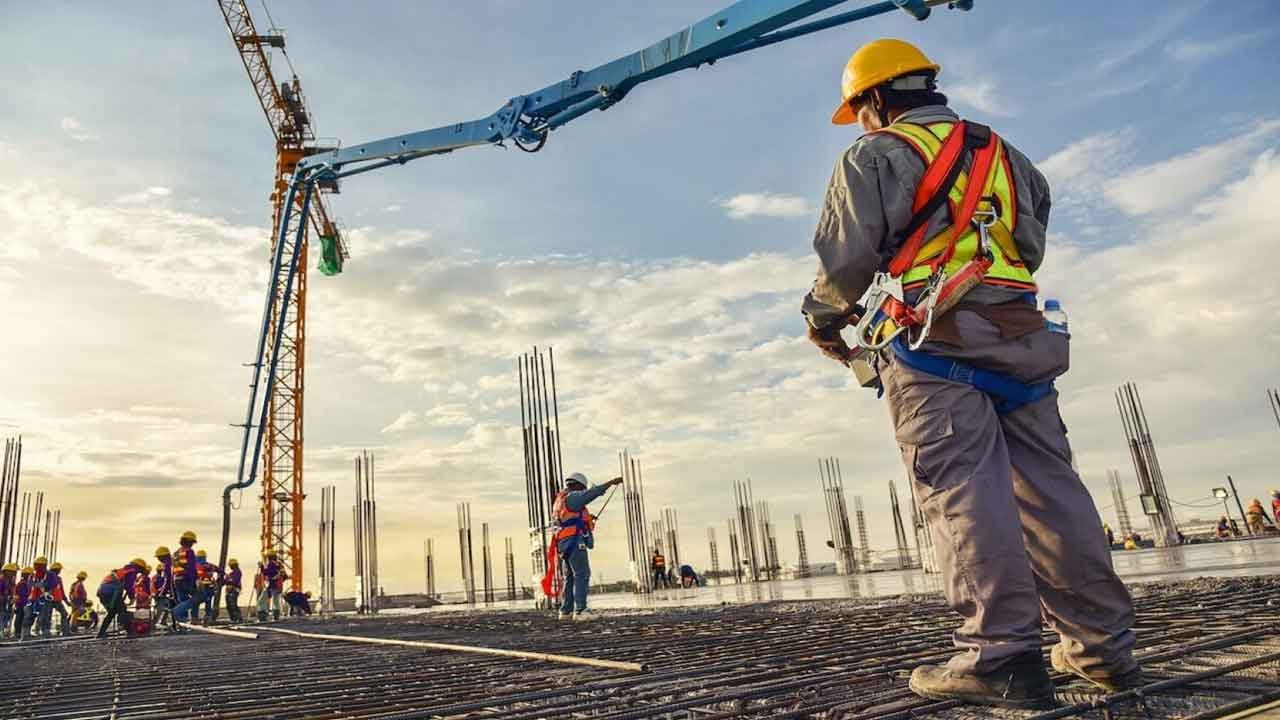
[1044,299,1069,335]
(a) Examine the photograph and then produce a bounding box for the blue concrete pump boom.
[219,0,974,570]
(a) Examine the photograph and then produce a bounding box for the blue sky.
[1,1,1278,594]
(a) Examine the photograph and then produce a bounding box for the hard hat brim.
[832,100,858,126]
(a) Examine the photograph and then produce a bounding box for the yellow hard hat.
[180,530,197,543]
[263,549,278,558]
[21,566,33,575]
[832,38,940,125]
[2,563,16,573]
[34,556,48,566]
[229,559,239,567]
[196,550,207,559]
[155,545,171,558]
[50,562,63,572]
[131,557,147,569]
[76,571,87,580]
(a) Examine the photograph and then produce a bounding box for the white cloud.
[948,80,1014,118]
[59,116,98,142]
[381,411,420,434]
[1038,128,1137,219]
[116,186,173,204]
[719,192,812,220]
[1103,121,1280,215]
[383,204,402,213]
[1166,31,1270,63]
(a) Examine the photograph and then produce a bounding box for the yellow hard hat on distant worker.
[229,559,239,567]
[131,558,147,569]
[155,546,171,558]
[2,563,16,573]
[196,550,207,559]
[831,38,940,125]
[50,562,63,572]
[21,566,33,575]
[34,556,48,567]
[263,549,278,558]
[180,530,198,543]
[77,571,87,580]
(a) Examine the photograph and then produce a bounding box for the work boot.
[909,652,1055,710]
[573,609,596,622]
[557,610,572,621]
[257,611,268,623]
[1051,644,1144,693]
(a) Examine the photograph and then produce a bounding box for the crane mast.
[217,0,347,592]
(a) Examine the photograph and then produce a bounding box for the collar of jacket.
[892,104,959,126]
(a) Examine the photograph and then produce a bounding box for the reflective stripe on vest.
[875,121,1036,292]
[552,491,594,543]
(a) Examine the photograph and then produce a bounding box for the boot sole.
[909,677,1056,710]
[1051,647,1142,693]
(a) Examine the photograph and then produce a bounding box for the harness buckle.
[852,273,906,351]
[971,204,999,262]
[906,271,945,350]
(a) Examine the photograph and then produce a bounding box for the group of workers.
[1216,492,1280,538]
[648,549,700,589]
[1,529,315,642]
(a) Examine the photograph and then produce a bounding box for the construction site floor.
[2,575,1278,719]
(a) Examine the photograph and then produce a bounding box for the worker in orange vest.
[551,472,622,621]
[40,561,70,636]
[802,39,1138,708]
[20,556,51,641]
[649,549,668,589]
[0,563,16,639]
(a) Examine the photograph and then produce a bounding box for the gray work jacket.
[801,105,1052,329]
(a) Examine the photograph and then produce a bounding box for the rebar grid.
[2,577,1277,719]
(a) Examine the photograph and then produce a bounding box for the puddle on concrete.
[403,536,1280,614]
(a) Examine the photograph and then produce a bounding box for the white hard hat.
[565,472,588,487]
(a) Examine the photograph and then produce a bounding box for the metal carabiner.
[905,272,943,351]
[971,206,999,260]
[852,273,906,351]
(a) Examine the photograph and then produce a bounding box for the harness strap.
[887,121,992,277]
[890,337,1054,415]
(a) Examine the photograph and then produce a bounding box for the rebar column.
[1108,468,1134,539]
[425,538,436,599]
[620,451,652,593]
[482,523,494,605]
[457,502,476,604]
[707,527,721,585]
[795,514,810,578]
[727,518,743,584]
[504,537,516,601]
[889,481,912,570]
[1117,382,1179,547]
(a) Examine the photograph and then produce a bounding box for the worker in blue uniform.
[552,472,622,621]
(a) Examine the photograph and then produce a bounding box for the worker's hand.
[807,322,852,366]
[608,476,624,488]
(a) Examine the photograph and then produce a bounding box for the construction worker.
[68,571,90,633]
[552,472,622,621]
[224,559,243,623]
[650,548,668,589]
[678,564,701,588]
[41,561,69,636]
[12,566,31,638]
[1246,499,1275,535]
[96,566,130,639]
[802,39,1138,708]
[172,531,199,623]
[283,589,313,616]
[195,549,222,624]
[1272,490,1280,526]
[1103,523,1114,547]
[1216,516,1234,539]
[0,563,16,639]
[20,556,51,641]
[257,549,284,621]
[153,546,175,631]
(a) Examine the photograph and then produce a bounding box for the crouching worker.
[550,472,622,621]
[283,590,313,616]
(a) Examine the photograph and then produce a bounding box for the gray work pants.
[881,310,1137,677]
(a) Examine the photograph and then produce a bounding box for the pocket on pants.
[895,409,955,488]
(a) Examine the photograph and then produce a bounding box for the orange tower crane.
[216,0,347,592]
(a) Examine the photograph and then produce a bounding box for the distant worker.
[1246,499,1275,535]
[551,472,623,621]
[1123,536,1139,551]
[20,556,51,641]
[224,559,243,623]
[195,549,222,624]
[1103,524,1114,547]
[96,565,131,639]
[802,39,1139,708]
[679,564,701,588]
[69,571,92,633]
[1216,516,1234,539]
[650,548,668,589]
[172,531,200,623]
[42,561,69,637]
[12,567,31,638]
[257,549,284,621]
[283,590,313,616]
[1272,490,1280,526]
[0,563,16,639]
